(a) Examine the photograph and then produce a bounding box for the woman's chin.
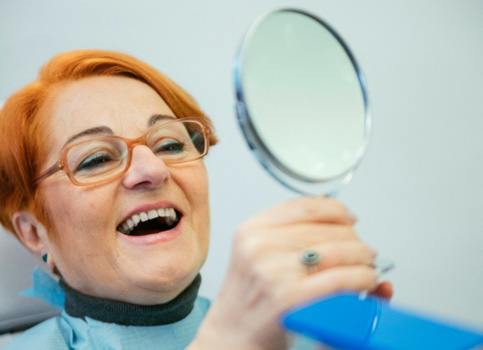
[112,221,207,302]
[119,250,202,294]
[122,267,199,304]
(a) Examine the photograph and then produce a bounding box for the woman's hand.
[190,197,392,350]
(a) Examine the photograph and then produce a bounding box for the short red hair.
[0,49,217,236]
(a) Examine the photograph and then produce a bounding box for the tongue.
[128,217,175,236]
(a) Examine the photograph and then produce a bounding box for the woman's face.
[37,76,210,304]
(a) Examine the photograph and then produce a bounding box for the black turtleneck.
[59,274,201,326]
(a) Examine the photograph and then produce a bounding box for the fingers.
[303,241,377,272]
[284,265,378,307]
[243,223,359,254]
[241,197,356,229]
[242,240,377,294]
[279,223,358,243]
[235,228,374,272]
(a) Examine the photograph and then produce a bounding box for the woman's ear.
[11,211,50,255]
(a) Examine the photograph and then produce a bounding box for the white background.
[0,0,482,336]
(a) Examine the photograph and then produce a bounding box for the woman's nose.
[121,145,170,190]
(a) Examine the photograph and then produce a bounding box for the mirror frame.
[234,8,371,195]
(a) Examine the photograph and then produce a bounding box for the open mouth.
[117,208,182,236]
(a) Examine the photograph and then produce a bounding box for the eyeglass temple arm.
[34,163,62,184]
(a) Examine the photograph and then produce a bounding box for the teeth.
[119,207,178,234]
[132,214,141,226]
[122,222,129,233]
[166,208,176,223]
[169,208,176,218]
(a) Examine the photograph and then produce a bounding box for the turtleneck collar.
[59,274,202,326]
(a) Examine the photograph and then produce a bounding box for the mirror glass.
[234,9,369,195]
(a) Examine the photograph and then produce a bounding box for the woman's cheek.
[48,187,113,251]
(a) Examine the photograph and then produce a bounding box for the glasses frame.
[34,117,210,187]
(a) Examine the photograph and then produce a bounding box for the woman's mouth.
[117,207,182,236]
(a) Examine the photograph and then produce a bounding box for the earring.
[41,253,48,263]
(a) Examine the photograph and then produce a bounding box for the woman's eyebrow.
[63,114,173,147]
[148,114,176,126]
[64,126,113,146]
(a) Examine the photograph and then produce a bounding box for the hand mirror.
[234,8,369,196]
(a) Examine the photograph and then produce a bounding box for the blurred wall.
[1,0,482,328]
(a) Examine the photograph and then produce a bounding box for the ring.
[300,249,321,274]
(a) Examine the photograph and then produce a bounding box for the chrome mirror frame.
[234,8,371,196]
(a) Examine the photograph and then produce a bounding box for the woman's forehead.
[44,76,175,147]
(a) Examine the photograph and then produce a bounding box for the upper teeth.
[119,208,177,234]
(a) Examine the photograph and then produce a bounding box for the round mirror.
[234,8,370,195]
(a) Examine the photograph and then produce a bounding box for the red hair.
[0,50,217,237]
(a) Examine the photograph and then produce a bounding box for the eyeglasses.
[35,118,210,187]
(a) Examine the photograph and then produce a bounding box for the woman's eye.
[153,139,185,154]
[76,153,114,172]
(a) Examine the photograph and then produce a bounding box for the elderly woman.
[0,50,392,349]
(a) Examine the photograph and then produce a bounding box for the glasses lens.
[148,120,206,163]
[66,139,128,184]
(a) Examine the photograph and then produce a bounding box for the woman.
[0,50,392,349]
